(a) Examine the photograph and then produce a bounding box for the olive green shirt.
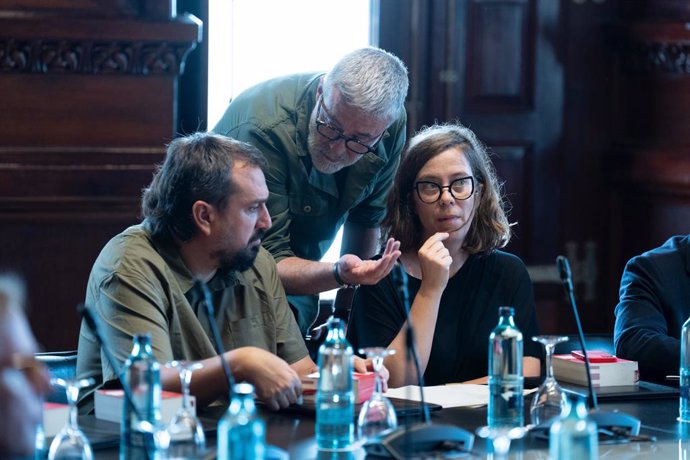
[76,224,307,413]
[212,73,407,334]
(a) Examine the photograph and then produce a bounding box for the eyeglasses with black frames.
[415,176,475,203]
[315,96,384,155]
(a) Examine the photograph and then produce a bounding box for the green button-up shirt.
[213,73,407,333]
[76,224,307,413]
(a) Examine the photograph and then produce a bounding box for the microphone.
[194,279,235,398]
[556,256,598,410]
[532,256,641,441]
[77,303,153,460]
[195,280,290,459]
[364,263,475,459]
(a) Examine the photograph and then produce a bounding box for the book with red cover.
[301,371,376,404]
[553,351,639,387]
[94,389,194,424]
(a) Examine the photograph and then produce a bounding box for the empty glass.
[357,347,397,441]
[530,335,570,425]
[165,360,205,458]
[47,377,95,460]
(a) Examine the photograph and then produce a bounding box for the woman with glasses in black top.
[347,123,541,388]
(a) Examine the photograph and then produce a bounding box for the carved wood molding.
[0,38,196,75]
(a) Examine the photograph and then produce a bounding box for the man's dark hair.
[142,132,267,241]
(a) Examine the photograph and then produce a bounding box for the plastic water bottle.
[121,333,162,459]
[217,382,266,459]
[487,306,524,427]
[316,317,354,450]
[680,316,690,422]
[549,395,598,459]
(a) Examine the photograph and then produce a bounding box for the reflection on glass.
[164,361,205,459]
[47,377,95,460]
[357,347,397,441]
[530,335,570,425]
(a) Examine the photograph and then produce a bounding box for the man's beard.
[216,229,265,273]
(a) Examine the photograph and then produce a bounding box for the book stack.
[94,389,193,424]
[43,402,70,437]
[301,372,376,404]
[553,351,639,387]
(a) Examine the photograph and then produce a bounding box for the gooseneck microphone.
[77,303,152,460]
[551,255,642,440]
[397,263,431,423]
[556,255,598,410]
[363,263,474,459]
[78,303,146,421]
[194,279,235,398]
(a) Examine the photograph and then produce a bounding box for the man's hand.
[233,348,302,411]
[354,355,390,393]
[337,238,401,286]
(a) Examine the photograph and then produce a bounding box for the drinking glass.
[357,347,397,441]
[165,360,205,458]
[476,425,529,460]
[47,377,95,460]
[530,335,569,425]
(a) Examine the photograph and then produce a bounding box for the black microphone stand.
[549,256,642,440]
[363,263,475,459]
[77,303,153,460]
[556,256,598,411]
[194,279,235,399]
[195,279,289,458]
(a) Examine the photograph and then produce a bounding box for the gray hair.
[323,47,409,122]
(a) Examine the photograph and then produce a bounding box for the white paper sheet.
[384,384,489,408]
[384,384,537,409]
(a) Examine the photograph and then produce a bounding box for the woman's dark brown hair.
[383,123,511,254]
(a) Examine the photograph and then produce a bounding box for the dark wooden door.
[375,0,623,334]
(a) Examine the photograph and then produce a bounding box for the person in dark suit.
[614,234,690,382]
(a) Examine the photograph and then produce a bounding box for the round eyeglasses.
[414,176,475,203]
[315,96,384,155]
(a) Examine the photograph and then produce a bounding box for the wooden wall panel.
[466,0,535,112]
[0,5,199,351]
[491,144,532,257]
[1,75,174,147]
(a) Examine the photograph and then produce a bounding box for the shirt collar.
[144,224,246,296]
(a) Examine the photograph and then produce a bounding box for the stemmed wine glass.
[47,377,95,460]
[530,335,570,425]
[165,360,205,458]
[357,347,398,441]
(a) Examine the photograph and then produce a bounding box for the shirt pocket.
[289,193,328,218]
[226,312,278,354]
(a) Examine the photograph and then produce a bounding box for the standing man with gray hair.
[213,47,408,336]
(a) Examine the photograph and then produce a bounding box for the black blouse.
[346,250,541,385]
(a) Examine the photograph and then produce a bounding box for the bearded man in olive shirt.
[77,133,316,412]
[213,47,408,335]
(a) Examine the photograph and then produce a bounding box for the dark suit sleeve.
[614,255,680,380]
